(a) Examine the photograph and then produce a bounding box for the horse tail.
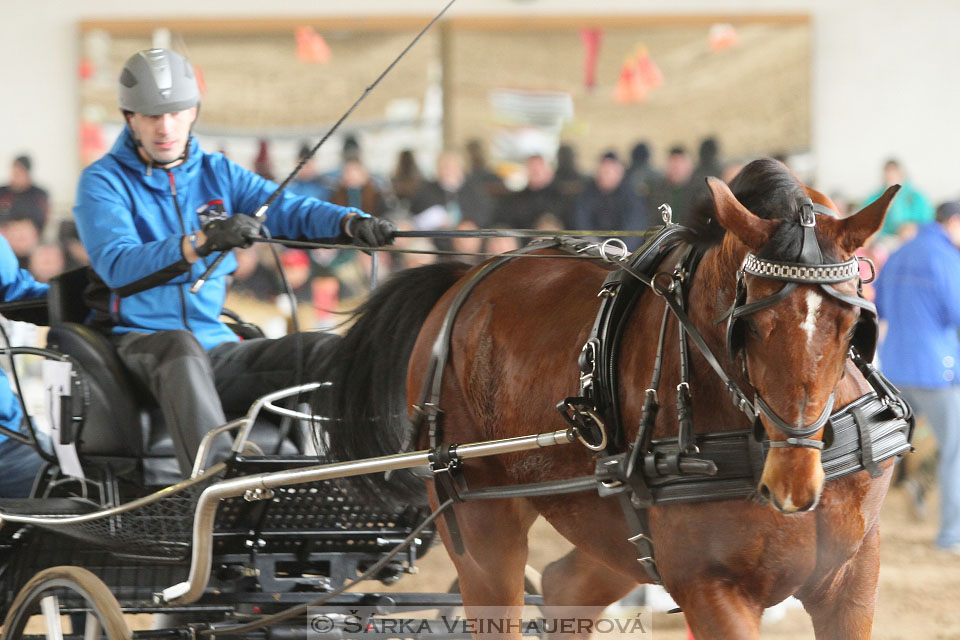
[314,261,470,506]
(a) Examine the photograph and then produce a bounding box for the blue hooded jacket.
[0,236,48,445]
[74,128,362,350]
[875,222,960,387]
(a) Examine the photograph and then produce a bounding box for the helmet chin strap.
[125,109,198,175]
[133,135,191,175]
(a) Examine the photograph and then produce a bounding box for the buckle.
[797,197,816,227]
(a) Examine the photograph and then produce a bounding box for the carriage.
[0,161,918,639]
[0,267,567,640]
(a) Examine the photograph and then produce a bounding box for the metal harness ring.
[599,238,629,263]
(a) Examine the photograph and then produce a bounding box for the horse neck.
[685,236,751,392]
[617,238,751,437]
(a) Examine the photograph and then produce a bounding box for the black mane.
[681,158,838,262]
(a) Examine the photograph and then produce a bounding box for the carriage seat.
[45,268,298,484]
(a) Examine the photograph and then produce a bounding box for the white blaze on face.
[800,290,822,345]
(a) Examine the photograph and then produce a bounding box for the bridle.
[718,197,878,450]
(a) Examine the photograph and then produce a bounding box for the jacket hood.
[108,126,203,192]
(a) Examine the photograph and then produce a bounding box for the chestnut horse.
[320,159,901,639]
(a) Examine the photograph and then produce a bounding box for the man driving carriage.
[72,48,396,477]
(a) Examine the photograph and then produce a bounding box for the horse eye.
[746,320,760,337]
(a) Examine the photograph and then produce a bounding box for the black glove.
[348,216,397,248]
[197,214,262,256]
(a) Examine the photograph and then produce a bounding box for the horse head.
[706,166,898,514]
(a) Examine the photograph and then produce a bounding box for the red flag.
[580,28,603,91]
[295,26,331,64]
[614,46,663,104]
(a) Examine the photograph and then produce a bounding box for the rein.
[252,236,629,260]
[393,228,651,239]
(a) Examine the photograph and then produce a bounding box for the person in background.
[390,149,424,215]
[552,143,586,229]
[626,141,662,213]
[464,138,508,205]
[574,151,647,246]
[72,48,395,478]
[252,139,276,181]
[497,154,561,229]
[229,247,280,303]
[27,244,64,284]
[875,200,960,555]
[689,137,723,205]
[410,150,493,229]
[869,158,933,240]
[278,249,314,303]
[289,142,334,202]
[0,155,50,235]
[0,219,39,270]
[319,134,363,190]
[648,146,694,225]
[330,158,387,218]
[58,220,90,272]
[0,233,49,497]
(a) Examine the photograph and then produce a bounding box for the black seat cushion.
[46,323,146,458]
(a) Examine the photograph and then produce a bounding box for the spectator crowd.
[0,139,945,329]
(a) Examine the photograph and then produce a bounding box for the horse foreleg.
[672,581,763,640]
[542,547,639,605]
[432,492,537,639]
[540,548,641,640]
[797,523,881,640]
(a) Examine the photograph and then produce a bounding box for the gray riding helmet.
[118,49,199,116]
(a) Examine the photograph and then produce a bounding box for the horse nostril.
[759,484,772,502]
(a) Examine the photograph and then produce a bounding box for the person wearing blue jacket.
[0,234,49,497]
[73,49,395,477]
[875,201,960,554]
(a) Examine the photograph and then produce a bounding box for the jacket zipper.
[168,171,191,332]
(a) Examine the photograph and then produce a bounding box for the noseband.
[719,198,878,450]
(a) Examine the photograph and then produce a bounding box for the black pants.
[114,330,339,477]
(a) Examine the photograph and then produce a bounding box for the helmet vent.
[120,68,138,88]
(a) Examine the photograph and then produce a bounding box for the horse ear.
[803,186,839,213]
[707,176,779,251]
[821,185,900,254]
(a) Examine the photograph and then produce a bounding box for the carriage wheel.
[1,566,130,640]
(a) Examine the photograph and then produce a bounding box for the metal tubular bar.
[231,382,326,453]
[161,428,574,605]
[0,463,226,527]
[191,419,246,478]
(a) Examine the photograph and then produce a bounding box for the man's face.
[595,159,624,193]
[10,163,29,190]
[526,156,553,190]
[127,107,198,165]
[666,152,692,184]
[946,216,960,248]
